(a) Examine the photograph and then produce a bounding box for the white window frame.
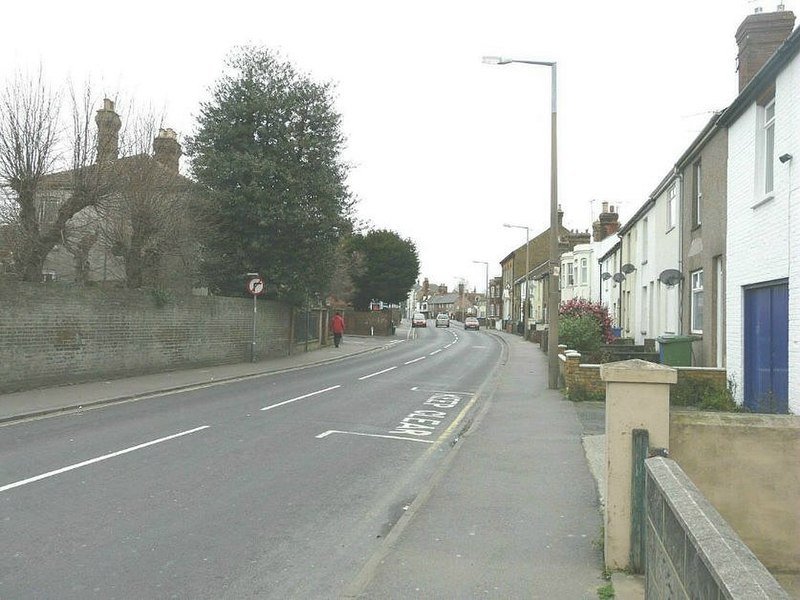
[691,269,704,334]
[566,262,575,287]
[763,99,775,198]
[667,183,678,230]
[693,160,702,226]
[579,258,588,285]
[641,218,648,264]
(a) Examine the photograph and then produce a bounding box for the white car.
[435,313,450,327]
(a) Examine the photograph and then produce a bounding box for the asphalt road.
[0,324,503,599]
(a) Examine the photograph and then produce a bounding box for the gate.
[743,281,788,413]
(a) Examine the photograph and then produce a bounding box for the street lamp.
[483,55,560,389]
[503,223,530,339]
[472,260,489,323]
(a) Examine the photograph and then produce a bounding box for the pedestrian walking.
[331,311,345,348]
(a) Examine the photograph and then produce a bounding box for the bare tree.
[92,107,202,291]
[0,71,111,282]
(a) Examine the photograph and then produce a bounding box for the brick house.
[3,99,197,290]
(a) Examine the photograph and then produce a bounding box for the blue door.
[743,282,789,413]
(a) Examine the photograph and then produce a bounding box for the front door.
[743,281,788,413]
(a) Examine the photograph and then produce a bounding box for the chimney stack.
[153,128,181,173]
[593,202,621,242]
[95,98,121,163]
[736,8,795,92]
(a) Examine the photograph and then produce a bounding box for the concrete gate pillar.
[600,359,676,570]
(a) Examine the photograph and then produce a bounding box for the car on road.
[464,316,480,330]
[412,312,427,327]
[435,313,450,327]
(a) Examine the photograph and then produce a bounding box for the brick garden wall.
[559,349,728,403]
[0,283,292,393]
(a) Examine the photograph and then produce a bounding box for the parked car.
[412,313,427,327]
[435,313,450,327]
[464,316,480,330]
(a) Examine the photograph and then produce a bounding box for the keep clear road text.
[316,391,471,445]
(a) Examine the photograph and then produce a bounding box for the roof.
[429,292,459,304]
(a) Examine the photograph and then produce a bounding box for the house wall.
[0,283,292,393]
[680,130,728,368]
[726,56,798,412]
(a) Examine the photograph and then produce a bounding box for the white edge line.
[358,366,397,381]
[261,385,341,411]
[0,425,210,493]
[404,357,426,365]
[316,430,434,444]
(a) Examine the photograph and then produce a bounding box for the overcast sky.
[2,0,788,292]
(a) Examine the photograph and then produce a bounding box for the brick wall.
[559,347,727,404]
[0,283,292,393]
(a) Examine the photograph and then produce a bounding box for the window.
[579,258,588,285]
[691,270,704,333]
[566,262,575,286]
[667,183,678,230]
[764,99,775,197]
[692,160,702,226]
[641,218,648,263]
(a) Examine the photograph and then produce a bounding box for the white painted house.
[719,8,799,413]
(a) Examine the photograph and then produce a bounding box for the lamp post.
[503,223,530,338]
[472,260,489,323]
[483,55,560,389]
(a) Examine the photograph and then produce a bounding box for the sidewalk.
[0,333,394,424]
[349,330,607,599]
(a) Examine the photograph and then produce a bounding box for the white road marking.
[429,349,442,355]
[358,366,397,380]
[0,425,210,493]
[261,385,341,411]
[316,430,434,444]
[444,343,453,348]
[404,357,426,365]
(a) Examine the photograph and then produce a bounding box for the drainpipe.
[676,168,684,336]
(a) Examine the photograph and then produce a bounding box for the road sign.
[247,277,265,296]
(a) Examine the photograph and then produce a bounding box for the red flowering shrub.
[559,298,614,344]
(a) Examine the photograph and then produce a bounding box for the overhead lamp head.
[482,56,512,65]
[779,153,793,164]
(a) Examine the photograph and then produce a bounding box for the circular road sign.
[247,277,266,296]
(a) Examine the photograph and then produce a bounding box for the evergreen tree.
[187,46,354,302]
[349,229,419,309]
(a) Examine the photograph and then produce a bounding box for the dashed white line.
[358,366,398,380]
[0,425,210,493]
[261,385,341,411]
[429,349,442,355]
[404,357,426,365]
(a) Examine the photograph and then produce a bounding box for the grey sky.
[2,0,773,291]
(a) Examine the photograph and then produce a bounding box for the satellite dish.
[658,269,684,286]
[612,272,626,283]
[601,272,612,281]
[621,263,637,274]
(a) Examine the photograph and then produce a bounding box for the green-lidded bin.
[657,335,694,366]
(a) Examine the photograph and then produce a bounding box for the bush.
[670,377,740,411]
[560,298,614,343]
[559,314,604,354]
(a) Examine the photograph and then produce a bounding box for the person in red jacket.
[331,311,345,348]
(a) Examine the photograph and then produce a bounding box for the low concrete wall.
[645,457,789,599]
[669,411,800,578]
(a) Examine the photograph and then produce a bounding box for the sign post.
[247,275,266,362]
